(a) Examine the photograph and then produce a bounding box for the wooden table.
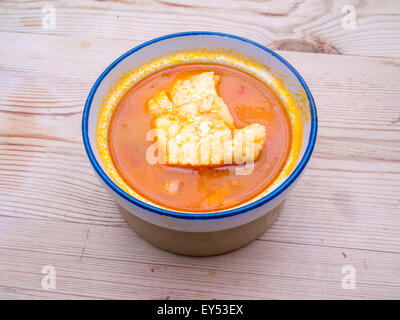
[0,0,399,300]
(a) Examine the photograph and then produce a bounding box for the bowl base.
[117,202,284,256]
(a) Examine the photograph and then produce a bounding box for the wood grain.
[1,217,399,299]
[0,1,400,299]
[0,0,400,58]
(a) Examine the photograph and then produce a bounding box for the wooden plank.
[1,217,399,299]
[0,0,399,58]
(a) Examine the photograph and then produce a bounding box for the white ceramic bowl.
[82,32,317,256]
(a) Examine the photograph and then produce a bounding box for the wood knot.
[271,38,340,54]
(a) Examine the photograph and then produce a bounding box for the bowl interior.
[84,32,316,215]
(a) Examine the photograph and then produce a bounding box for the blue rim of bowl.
[82,31,318,220]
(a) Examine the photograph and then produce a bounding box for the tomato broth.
[108,64,291,212]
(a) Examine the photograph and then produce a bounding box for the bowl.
[82,32,317,256]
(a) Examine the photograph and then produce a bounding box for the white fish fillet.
[147,72,266,166]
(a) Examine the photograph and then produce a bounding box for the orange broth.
[108,64,291,212]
